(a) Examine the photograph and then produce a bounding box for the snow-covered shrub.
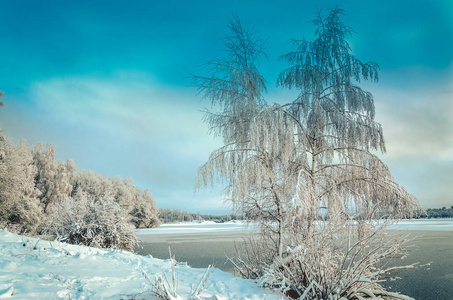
[44,196,138,251]
[234,221,415,299]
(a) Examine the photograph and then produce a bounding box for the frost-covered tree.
[196,9,422,299]
[129,187,159,228]
[193,17,267,144]
[72,171,159,228]
[195,18,293,257]
[0,105,159,238]
[0,96,43,232]
[109,176,135,210]
[71,170,111,201]
[276,8,420,234]
[32,143,76,212]
[0,136,42,233]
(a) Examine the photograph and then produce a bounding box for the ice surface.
[387,218,453,231]
[137,219,453,236]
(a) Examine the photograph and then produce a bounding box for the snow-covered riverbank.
[0,229,280,299]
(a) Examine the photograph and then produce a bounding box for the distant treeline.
[412,206,453,219]
[158,208,243,224]
[158,206,453,224]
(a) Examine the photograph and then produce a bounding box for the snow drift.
[0,229,280,299]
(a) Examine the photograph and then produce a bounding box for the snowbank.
[0,229,280,299]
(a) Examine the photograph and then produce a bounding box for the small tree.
[0,136,42,234]
[129,187,159,228]
[32,143,76,212]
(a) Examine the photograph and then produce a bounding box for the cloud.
[23,73,225,212]
[373,85,453,161]
[368,70,453,208]
[30,72,222,156]
[389,159,453,209]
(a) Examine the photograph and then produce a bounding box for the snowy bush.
[232,220,417,299]
[257,225,415,299]
[44,196,138,251]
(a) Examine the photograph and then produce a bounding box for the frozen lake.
[137,218,453,236]
[387,218,453,231]
[136,219,453,299]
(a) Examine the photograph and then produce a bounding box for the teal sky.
[0,0,452,213]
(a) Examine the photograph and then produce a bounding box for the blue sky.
[0,0,452,213]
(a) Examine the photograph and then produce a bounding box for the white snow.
[3,219,451,299]
[0,229,281,299]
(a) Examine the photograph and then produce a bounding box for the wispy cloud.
[31,73,221,154]
[370,70,453,208]
[25,72,224,212]
[375,88,453,161]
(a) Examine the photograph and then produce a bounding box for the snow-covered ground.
[2,219,451,299]
[0,229,281,299]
